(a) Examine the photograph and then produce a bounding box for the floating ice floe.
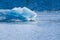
[0,7,37,22]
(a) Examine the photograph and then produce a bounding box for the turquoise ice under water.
[0,11,60,40]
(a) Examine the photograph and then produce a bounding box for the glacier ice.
[0,7,37,22]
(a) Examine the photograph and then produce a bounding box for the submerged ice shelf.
[0,7,37,22]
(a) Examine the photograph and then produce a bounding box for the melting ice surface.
[0,7,37,22]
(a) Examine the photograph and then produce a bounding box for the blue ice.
[0,7,37,22]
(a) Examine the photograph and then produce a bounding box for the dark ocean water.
[0,0,60,11]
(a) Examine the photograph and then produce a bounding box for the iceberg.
[0,7,37,22]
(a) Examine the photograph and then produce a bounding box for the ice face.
[22,7,37,20]
[0,7,37,22]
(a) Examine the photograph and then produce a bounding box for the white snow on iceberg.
[0,7,37,22]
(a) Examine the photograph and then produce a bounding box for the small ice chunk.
[0,7,37,22]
